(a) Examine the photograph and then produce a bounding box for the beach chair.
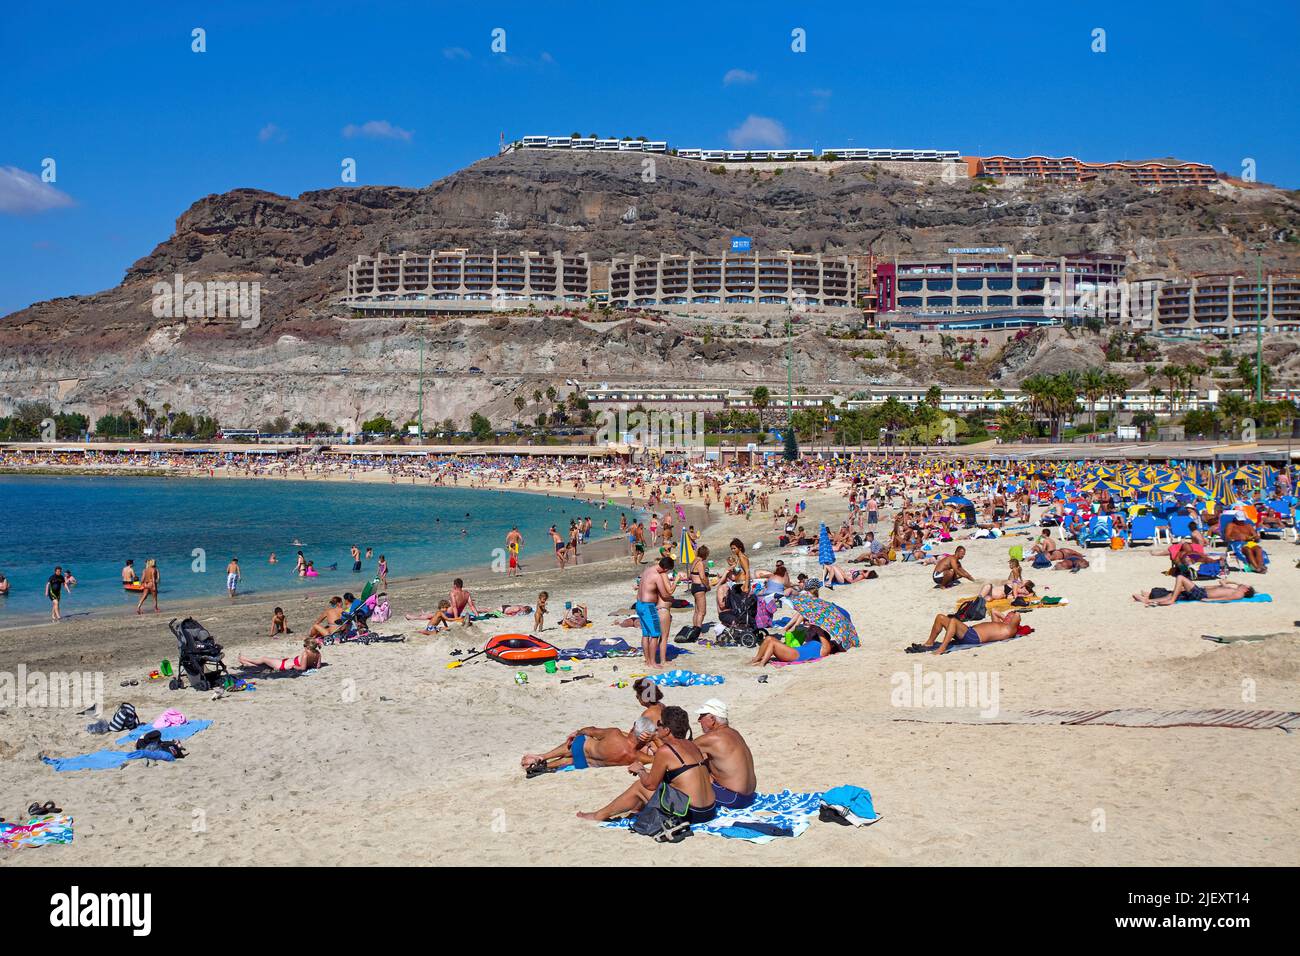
[1128,514,1157,547]
[1081,515,1114,548]
[1167,514,1193,540]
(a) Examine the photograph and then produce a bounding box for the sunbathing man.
[932,546,973,588]
[1132,578,1256,606]
[1044,546,1089,571]
[308,596,346,640]
[694,699,758,811]
[520,719,656,775]
[917,608,1023,654]
[1224,518,1268,573]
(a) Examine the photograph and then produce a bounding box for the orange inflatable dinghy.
[485,633,559,666]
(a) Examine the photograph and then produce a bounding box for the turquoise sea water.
[0,476,622,621]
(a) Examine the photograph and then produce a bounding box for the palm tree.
[514,395,526,414]
[160,402,172,437]
[1019,375,1053,439]
[1081,367,1106,434]
[545,385,557,407]
[1163,364,1183,411]
[752,386,770,412]
[532,389,543,405]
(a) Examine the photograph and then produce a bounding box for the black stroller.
[168,617,229,691]
[714,585,767,649]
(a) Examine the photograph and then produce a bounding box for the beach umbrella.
[1081,477,1125,493]
[785,593,860,650]
[944,495,973,506]
[817,524,836,567]
[676,527,696,566]
[1143,478,1210,499]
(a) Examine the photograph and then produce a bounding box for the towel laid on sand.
[41,719,214,771]
[648,669,724,687]
[116,719,212,747]
[602,789,822,843]
[1,814,74,848]
[42,749,178,772]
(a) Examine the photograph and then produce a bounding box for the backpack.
[1032,552,1052,569]
[955,595,987,622]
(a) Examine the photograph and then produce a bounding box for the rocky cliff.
[3,151,1298,427]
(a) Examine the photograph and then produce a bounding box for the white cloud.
[258,123,285,143]
[723,68,758,85]
[443,46,471,60]
[0,166,75,215]
[342,120,414,142]
[727,115,788,149]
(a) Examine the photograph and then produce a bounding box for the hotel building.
[345,249,592,312]
[608,252,859,315]
[975,156,1218,187]
[876,252,1125,318]
[1151,273,1300,337]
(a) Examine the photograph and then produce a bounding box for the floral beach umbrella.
[786,593,860,650]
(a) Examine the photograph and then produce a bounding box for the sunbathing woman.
[823,564,877,586]
[979,579,1036,601]
[560,603,589,628]
[238,636,322,672]
[750,618,832,666]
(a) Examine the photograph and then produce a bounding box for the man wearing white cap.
[695,699,758,811]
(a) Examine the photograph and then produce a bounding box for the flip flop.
[28,801,60,816]
[119,679,139,687]
[525,761,554,779]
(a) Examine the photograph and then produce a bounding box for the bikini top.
[662,741,703,783]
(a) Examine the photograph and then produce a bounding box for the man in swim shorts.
[1132,578,1255,606]
[519,718,655,774]
[694,699,758,811]
[636,557,675,668]
[931,547,973,589]
[226,557,240,597]
[919,608,1023,654]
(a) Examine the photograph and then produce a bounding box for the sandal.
[120,679,139,687]
[525,761,553,779]
[28,801,61,816]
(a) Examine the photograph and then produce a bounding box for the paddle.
[446,647,486,669]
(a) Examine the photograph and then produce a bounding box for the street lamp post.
[1255,251,1264,404]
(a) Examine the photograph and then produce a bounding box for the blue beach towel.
[116,719,213,746]
[42,749,177,773]
[602,789,823,844]
[820,785,880,825]
[648,669,724,687]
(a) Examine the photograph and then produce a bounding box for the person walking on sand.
[136,558,160,614]
[226,557,241,597]
[46,565,65,621]
[550,524,566,570]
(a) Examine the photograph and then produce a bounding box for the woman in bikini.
[135,558,160,614]
[238,636,322,672]
[687,545,711,633]
[978,579,1036,601]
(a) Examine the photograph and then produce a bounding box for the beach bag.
[955,595,987,622]
[109,702,139,732]
[371,599,391,624]
[630,782,691,839]
[1110,536,1125,550]
[1009,545,1024,561]
[754,597,775,630]
[1032,553,1052,569]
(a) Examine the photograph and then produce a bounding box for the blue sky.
[2,0,1297,317]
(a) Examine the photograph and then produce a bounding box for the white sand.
[2,485,1298,866]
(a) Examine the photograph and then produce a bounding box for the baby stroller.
[714,585,767,649]
[167,617,229,691]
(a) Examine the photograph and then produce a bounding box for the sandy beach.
[1,476,1298,867]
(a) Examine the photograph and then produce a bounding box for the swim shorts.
[711,783,757,810]
[569,735,589,770]
[634,601,661,639]
[226,572,238,590]
[958,626,982,646]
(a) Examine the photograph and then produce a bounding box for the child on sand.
[270,606,290,637]
[535,592,549,633]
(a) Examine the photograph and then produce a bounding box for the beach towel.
[769,656,824,668]
[116,719,212,746]
[602,789,822,844]
[42,748,179,772]
[1,814,74,848]
[648,669,724,687]
[1175,593,1272,605]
